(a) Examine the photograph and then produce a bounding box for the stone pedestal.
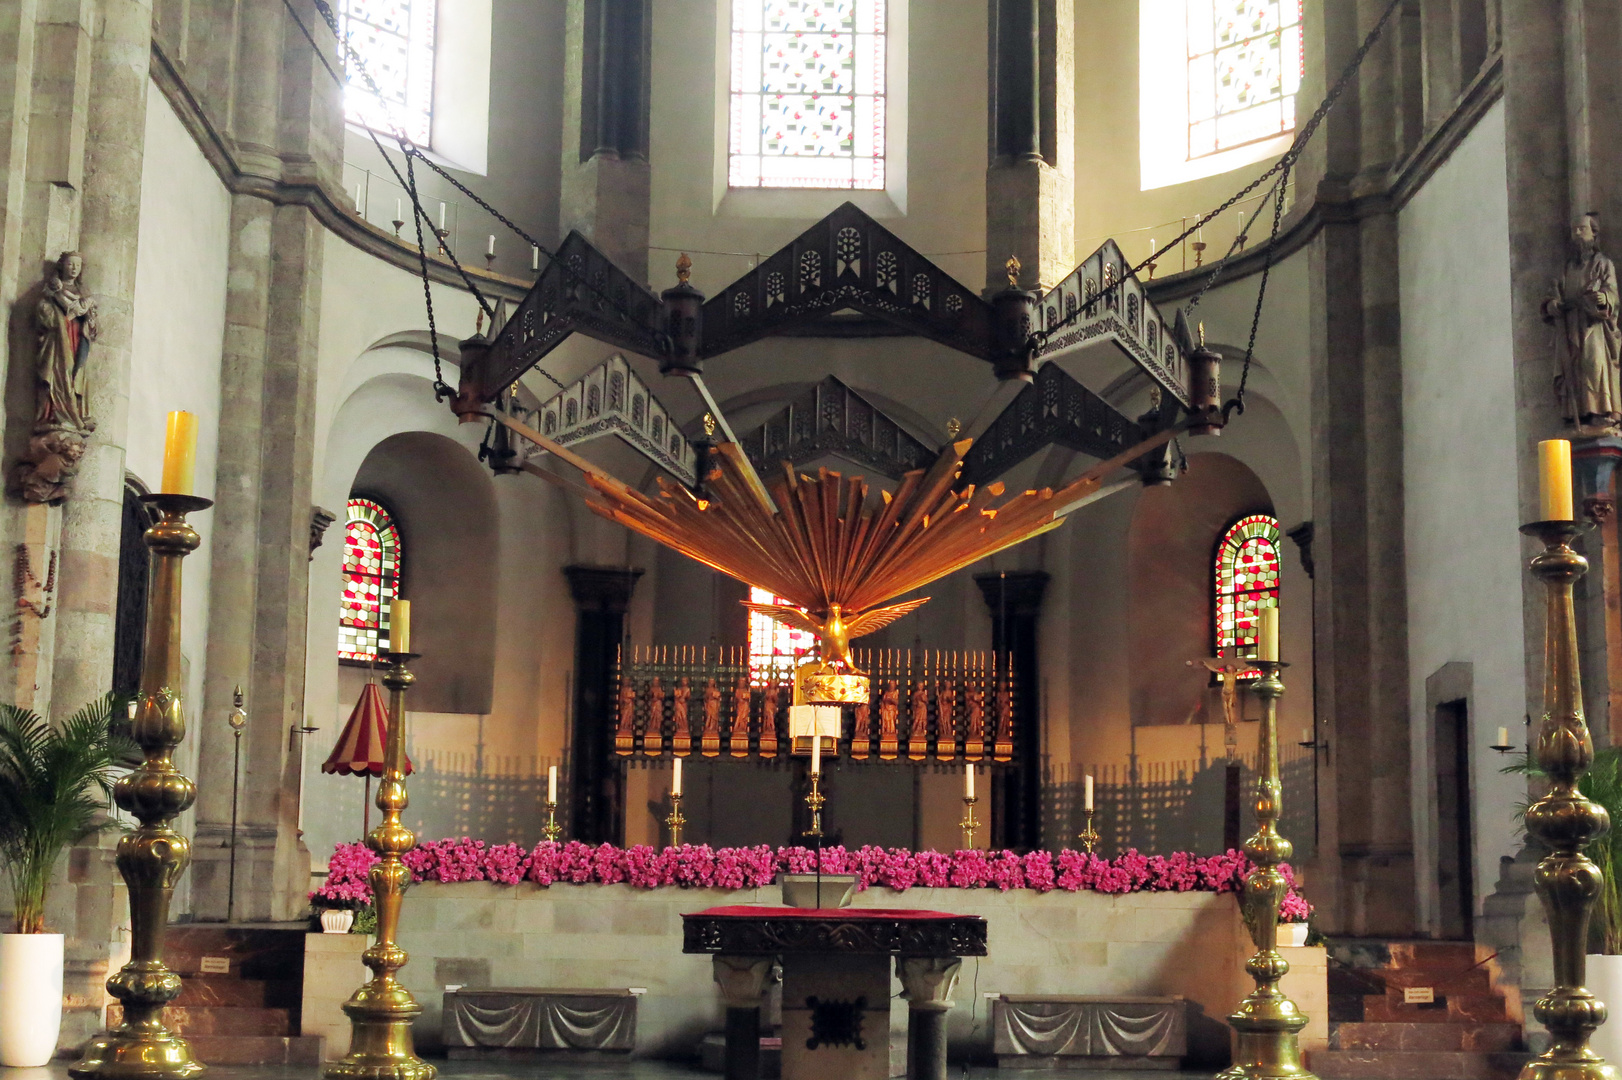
[713,955,774,1080]
[898,957,960,1080]
[781,954,891,1080]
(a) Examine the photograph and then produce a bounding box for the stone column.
[985,0,1073,291]
[561,0,650,281]
[1576,441,1621,746]
[713,955,775,1080]
[898,957,961,1080]
[974,570,1048,850]
[564,565,642,844]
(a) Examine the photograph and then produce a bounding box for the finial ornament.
[1006,255,1021,287]
[1199,321,1206,348]
[475,309,484,336]
[677,252,693,284]
[703,413,717,438]
[945,417,962,439]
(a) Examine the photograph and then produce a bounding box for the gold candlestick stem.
[1077,807,1100,854]
[665,791,686,848]
[324,650,435,1080]
[72,494,212,1080]
[1518,520,1615,1080]
[806,773,826,838]
[1217,659,1314,1080]
[542,799,562,842]
[960,795,980,850]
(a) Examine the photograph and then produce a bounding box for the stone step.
[1331,1021,1522,1052]
[182,1034,324,1066]
[1311,1049,1526,1080]
[165,927,306,980]
[107,1005,291,1036]
[174,974,299,1008]
[1361,992,1512,1024]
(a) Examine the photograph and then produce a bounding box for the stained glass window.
[339,498,402,663]
[729,0,887,190]
[1214,514,1280,674]
[1186,0,1302,159]
[337,0,436,146]
[748,586,816,683]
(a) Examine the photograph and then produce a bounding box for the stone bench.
[441,987,638,1058]
[992,994,1187,1070]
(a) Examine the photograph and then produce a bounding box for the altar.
[683,905,988,1080]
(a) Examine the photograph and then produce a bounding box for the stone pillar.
[974,570,1048,850]
[564,565,642,844]
[985,0,1073,291]
[1575,440,1621,746]
[561,0,650,281]
[898,957,961,1080]
[713,955,775,1080]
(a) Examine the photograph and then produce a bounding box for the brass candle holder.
[542,799,562,842]
[665,792,686,848]
[1517,519,1614,1080]
[1217,659,1314,1080]
[72,493,212,1080]
[1077,808,1100,854]
[805,772,826,838]
[324,649,435,1080]
[960,795,980,850]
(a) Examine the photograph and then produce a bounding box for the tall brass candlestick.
[1217,659,1314,1080]
[960,795,980,850]
[665,792,686,848]
[1518,519,1615,1080]
[72,494,212,1080]
[805,772,826,838]
[325,645,435,1080]
[1077,808,1100,854]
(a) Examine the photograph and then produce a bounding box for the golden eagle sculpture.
[492,411,1172,683]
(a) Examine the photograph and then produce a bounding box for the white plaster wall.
[127,82,232,912]
[1397,99,1523,932]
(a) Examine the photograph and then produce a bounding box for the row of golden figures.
[615,645,1016,763]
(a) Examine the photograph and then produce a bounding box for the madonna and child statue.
[15,251,98,504]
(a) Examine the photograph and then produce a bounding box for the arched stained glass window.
[748,585,816,683]
[339,498,403,663]
[1214,513,1280,671]
[337,0,436,146]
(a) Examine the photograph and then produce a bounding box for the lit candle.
[1084,774,1094,812]
[672,756,683,797]
[1539,439,1574,521]
[811,725,821,775]
[486,234,496,256]
[531,245,540,271]
[438,202,446,230]
[965,764,975,799]
[548,765,558,803]
[160,411,198,495]
[389,598,411,653]
[1497,726,1510,748]
[1258,605,1279,662]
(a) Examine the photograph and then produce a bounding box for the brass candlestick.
[1218,659,1314,1080]
[1518,520,1614,1080]
[435,227,449,255]
[542,799,562,842]
[806,772,826,838]
[665,792,686,848]
[960,795,980,850]
[72,494,212,1080]
[324,650,435,1080]
[1077,808,1100,854]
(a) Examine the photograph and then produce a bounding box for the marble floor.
[5,1063,1218,1080]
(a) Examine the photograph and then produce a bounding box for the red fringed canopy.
[322,682,412,777]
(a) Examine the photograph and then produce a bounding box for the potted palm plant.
[0,696,130,1067]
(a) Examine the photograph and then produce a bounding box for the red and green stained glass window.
[339,498,402,663]
[748,586,815,683]
[1214,513,1280,672]
[1186,0,1303,160]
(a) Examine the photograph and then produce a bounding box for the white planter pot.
[1280,922,1309,947]
[1590,955,1622,1065]
[0,933,64,1067]
[320,909,356,934]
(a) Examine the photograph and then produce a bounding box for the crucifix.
[1189,652,1254,850]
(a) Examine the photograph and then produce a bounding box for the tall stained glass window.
[337,0,436,146]
[748,586,816,682]
[1214,513,1280,671]
[1186,0,1302,160]
[729,0,887,190]
[339,498,403,663]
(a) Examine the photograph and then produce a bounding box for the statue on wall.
[1545,214,1622,432]
[16,252,99,503]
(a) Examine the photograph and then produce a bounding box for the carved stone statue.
[1545,214,1622,431]
[16,252,98,503]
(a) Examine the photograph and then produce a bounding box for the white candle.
[1084,774,1094,812]
[547,765,558,803]
[531,245,540,271]
[811,727,821,775]
[486,234,496,256]
[1497,726,1510,748]
[395,197,402,221]
[672,756,683,797]
[438,202,446,230]
[1149,238,1156,258]
[1302,728,1312,747]
[1258,605,1279,662]
[965,765,975,800]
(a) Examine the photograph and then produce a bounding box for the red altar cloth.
[694,906,967,920]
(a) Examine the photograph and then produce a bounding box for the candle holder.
[805,772,826,838]
[391,218,404,239]
[1077,808,1100,854]
[71,494,213,1080]
[960,795,980,850]
[1516,519,1614,1080]
[435,227,449,256]
[483,252,496,271]
[665,792,686,848]
[324,649,436,1080]
[542,799,562,842]
[1490,740,1517,755]
[1217,659,1314,1080]
[1193,240,1208,267]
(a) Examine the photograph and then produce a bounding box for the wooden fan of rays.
[490,410,1177,673]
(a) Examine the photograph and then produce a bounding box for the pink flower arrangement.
[314,837,1313,923]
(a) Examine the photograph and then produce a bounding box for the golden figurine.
[741,600,927,674]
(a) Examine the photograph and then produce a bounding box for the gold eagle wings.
[741,597,930,672]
